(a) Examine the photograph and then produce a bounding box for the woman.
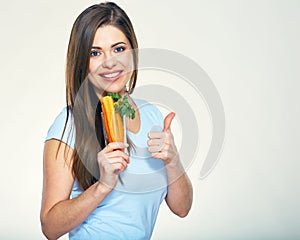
[40,2,193,239]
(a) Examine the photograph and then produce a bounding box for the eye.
[90,50,101,57]
[114,46,125,53]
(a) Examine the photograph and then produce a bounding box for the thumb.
[163,112,175,132]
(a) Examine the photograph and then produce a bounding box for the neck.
[93,89,127,100]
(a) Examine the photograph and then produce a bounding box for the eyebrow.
[91,41,127,49]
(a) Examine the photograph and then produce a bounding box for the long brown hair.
[64,2,138,190]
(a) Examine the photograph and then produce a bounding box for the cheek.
[89,59,101,73]
[118,52,134,71]
[88,61,95,73]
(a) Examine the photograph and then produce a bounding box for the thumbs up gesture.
[148,112,179,165]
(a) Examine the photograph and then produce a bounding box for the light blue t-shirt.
[45,99,168,240]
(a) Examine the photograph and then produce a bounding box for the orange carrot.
[100,96,124,143]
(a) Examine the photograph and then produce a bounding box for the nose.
[102,52,117,69]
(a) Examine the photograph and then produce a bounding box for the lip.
[98,70,123,82]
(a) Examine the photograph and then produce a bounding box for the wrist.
[165,156,182,170]
[95,181,113,196]
[164,157,186,184]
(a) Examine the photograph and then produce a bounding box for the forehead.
[92,25,129,46]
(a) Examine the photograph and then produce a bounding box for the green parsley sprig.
[107,92,136,119]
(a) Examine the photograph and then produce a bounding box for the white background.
[0,0,299,239]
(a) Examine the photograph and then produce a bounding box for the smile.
[99,70,123,81]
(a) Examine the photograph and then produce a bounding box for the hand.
[97,142,129,190]
[147,112,179,166]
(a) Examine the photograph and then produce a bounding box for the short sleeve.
[45,107,75,149]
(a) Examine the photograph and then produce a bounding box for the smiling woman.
[40,2,193,240]
[88,25,134,95]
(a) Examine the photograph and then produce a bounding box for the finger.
[100,155,128,172]
[147,138,164,146]
[151,152,167,160]
[148,145,165,153]
[164,112,175,132]
[102,142,129,153]
[148,131,165,139]
[112,160,128,172]
[105,150,130,163]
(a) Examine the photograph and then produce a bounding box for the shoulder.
[45,107,75,149]
[52,107,72,124]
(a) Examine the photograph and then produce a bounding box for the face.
[88,25,133,97]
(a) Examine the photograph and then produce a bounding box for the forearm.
[165,158,193,217]
[41,182,111,239]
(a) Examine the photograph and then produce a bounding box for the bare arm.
[164,157,193,217]
[148,113,193,217]
[40,140,129,239]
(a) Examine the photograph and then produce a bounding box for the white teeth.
[102,71,121,78]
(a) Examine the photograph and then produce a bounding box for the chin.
[90,79,127,96]
[103,87,124,94]
[103,82,128,94]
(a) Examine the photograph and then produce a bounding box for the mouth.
[99,70,123,82]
